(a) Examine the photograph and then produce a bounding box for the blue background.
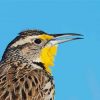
[0,0,100,100]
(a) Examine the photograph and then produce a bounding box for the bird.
[0,30,83,100]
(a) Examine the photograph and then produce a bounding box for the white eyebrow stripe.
[11,36,38,47]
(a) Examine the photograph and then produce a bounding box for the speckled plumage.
[0,30,55,100]
[0,60,55,100]
[0,30,82,100]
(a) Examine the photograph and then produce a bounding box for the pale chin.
[32,58,41,62]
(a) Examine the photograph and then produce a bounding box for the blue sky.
[0,0,100,100]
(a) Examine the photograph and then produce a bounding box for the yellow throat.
[39,34,58,73]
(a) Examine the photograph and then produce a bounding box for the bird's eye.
[34,39,42,44]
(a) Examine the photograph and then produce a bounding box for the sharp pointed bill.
[48,33,83,45]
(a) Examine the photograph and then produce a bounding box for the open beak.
[48,33,83,45]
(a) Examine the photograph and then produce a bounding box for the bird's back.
[0,61,55,100]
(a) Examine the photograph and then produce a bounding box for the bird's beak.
[48,33,83,45]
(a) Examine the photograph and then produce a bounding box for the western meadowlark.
[0,30,82,100]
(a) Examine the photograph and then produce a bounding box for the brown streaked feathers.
[0,30,55,100]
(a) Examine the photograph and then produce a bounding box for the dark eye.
[34,39,42,44]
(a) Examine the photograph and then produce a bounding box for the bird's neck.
[2,48,37,62]
[2,45,57,74]
[1,49,47,72]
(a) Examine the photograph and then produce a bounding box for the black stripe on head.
[7,29,47,49]
[19,29,47,36]
[2,29,47,60]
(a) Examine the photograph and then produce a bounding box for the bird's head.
[3,30,83,73]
